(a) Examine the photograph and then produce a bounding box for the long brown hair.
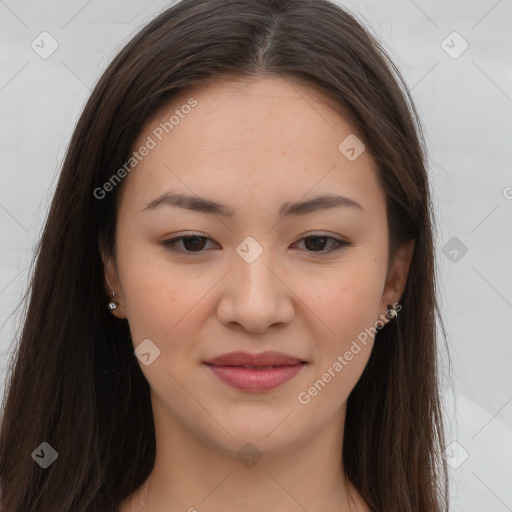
[0,0,449,510]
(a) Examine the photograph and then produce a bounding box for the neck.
[132,401,367,512]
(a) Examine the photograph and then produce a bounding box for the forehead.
[152,75,352,149]
[120,76,383,218]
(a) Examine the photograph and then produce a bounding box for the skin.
[104,76,414,512]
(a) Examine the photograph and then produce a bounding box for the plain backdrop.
[1,1,511,510]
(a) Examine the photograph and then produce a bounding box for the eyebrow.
[142,191,365,217]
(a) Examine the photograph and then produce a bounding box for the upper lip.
[204,351,306,367]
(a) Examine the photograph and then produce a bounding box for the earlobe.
[376,302,401,328]
[380,239,415,318]
[103,266,127,319]
[99,242,127,319]
[106,275,119,311]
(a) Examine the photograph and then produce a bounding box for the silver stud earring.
[386,303,399,319]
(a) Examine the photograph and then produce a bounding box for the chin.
[209,411,306,453]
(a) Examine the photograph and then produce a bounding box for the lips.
[204,351,307,392]
[204,350,306,367]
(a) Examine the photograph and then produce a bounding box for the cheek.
[123,272,205,347]
[308,250,386,340]
[303,250,386,391]
[114,234,202,344]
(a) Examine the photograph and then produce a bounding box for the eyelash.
[161,233,351,255]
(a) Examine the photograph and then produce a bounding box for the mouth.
[203,351,307,392]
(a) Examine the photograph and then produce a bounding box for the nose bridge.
[232,236,280,303]
[216,236,293,331]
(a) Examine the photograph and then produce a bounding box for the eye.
[161,233,351,254]
[161,234,217,253]
[293,234,350,253]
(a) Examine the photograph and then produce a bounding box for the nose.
[216,245,295,333]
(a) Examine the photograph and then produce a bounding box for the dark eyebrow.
[141,192,364,217]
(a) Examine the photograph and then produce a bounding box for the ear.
[99,239,127,319]
[378,239,415,324]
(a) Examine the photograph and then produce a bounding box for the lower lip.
[205,364,304,392]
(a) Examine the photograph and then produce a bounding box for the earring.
[105,274,119,312]
[107,291,119,311]
[386,303,399,319]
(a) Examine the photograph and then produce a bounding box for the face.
[102,76,413,458]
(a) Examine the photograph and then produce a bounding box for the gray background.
[1,1,511,510]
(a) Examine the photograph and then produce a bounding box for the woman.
[0,0,449,510]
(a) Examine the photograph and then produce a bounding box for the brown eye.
[295,235,349,253]
[162,236,216,253]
